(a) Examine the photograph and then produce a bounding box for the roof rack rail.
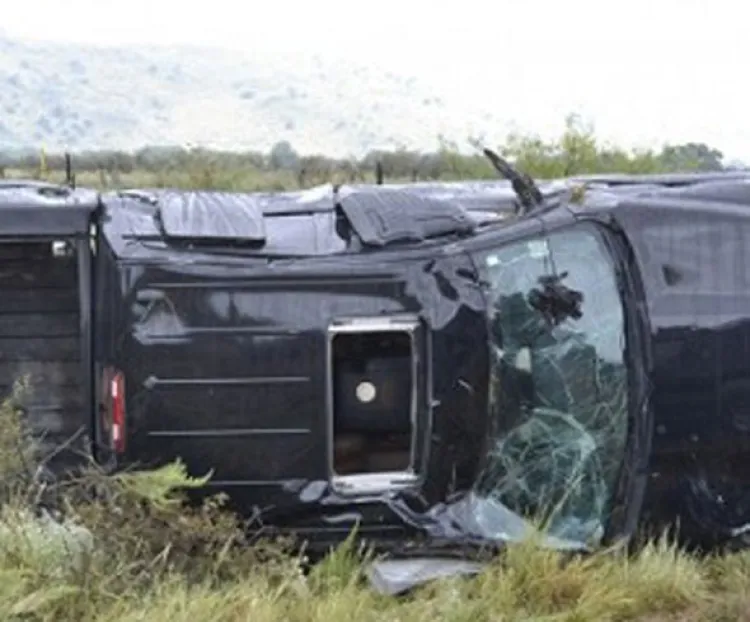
[569,171,750,188]
[0,179,77,200]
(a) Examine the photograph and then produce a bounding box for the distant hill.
[0,35,508,157]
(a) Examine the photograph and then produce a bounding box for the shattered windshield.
[474,224,630,547]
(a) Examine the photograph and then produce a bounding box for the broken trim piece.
[482,148,545,214]
[366,558,485,596]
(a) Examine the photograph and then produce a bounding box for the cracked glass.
[474,224,630,547]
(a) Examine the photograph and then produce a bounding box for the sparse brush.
[4,113,721,195]
[1,382,750,620]
[0,378,39,483]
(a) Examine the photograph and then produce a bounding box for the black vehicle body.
[3,172,750,553]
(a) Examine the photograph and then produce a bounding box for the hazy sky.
[3,0,747,160]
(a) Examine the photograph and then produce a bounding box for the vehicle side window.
[474,225,629,546]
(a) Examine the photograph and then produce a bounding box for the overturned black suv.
[3,162,750,561]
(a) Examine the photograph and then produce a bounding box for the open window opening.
[329,316,420,494]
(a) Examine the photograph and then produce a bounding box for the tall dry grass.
[0,382,749,621]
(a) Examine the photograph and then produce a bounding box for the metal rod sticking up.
[482,148,544,215]
[64,152,76,189]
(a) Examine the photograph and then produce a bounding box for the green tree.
[269,140,299,170]
[659,143,724,171]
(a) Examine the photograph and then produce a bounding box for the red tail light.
[101,367,126,454]
[110,371,126,453]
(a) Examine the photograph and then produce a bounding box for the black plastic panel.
[338,189,476,247]
[157,191,267,245]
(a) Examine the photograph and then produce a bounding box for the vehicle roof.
[0,180,100,237]
[7,170,750,250]
[570,170,750,215]
[98,181,569,259]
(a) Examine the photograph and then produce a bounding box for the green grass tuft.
[0,390,747,621]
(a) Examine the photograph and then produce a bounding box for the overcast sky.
[3,0,747,160]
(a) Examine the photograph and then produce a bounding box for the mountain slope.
[0,35,505,156]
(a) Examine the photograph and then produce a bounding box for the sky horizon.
[2,0,747,162]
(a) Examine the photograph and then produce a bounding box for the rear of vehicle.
[0,181,98,474]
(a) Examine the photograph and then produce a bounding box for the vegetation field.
[1,115,734,191]
[2,385,750,622]
[0,116,746,621]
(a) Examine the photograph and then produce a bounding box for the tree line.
[0,115,740,189]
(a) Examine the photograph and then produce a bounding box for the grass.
[5,166,429,193]
[3,527,750,622]
[0,389,749,621]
